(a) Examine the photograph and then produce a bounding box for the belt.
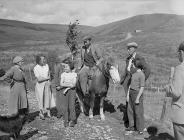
[13,79,25,83]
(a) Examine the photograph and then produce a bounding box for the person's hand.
[165,84,171,97]
[135,97,140,104]
[56,86,61,91]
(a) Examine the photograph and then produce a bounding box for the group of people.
[0,35,184,140]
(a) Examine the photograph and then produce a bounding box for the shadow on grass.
[145,126,174,140]
[26,111,39,123]
[0,129,38,140]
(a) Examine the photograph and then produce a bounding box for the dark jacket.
[120,53,150,93]
[80,45,103,68]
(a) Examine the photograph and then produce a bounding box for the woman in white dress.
[33,55,52,119]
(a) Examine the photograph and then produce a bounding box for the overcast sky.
[0,0,184,26]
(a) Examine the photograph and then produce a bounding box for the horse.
[76,57,120,120]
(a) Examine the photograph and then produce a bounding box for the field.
[0,13,183,139]
[0,84,174,140]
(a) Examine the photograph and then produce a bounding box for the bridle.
[95,61,112,81]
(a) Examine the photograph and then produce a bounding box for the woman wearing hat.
[0,56,28,116]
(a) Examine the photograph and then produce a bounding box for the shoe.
[69,120,76,127]
[57,114,62,119]
[137,131,143,135]
[39,113,45,120]
[64,121,69,127]
[125,127,135,136]
[125,130,135,136]
[46,110,51,118]
[125,127,135,131]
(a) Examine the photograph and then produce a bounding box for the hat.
[13,56,23,64]
[126,42,138,49]
[83,35,92,41]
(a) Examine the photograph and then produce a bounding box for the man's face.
[84,39,90,48]
[40,56,45,66]
[127,47,136,55]
[177,50,183,62]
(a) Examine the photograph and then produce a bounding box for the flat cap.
[13,56,23,64]
[126,42,138,49]
[83,35,92,41]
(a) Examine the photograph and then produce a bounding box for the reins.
[95,63,112,81]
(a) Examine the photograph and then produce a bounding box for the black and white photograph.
[0,0,184,139]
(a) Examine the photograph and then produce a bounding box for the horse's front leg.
[100,96,105,120]
[76,91,85,114]
[89,93,95,119]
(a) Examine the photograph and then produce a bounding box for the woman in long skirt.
[33,55,52,120]
[0,56,28,116]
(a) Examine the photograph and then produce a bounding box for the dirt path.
[0,85,174,140]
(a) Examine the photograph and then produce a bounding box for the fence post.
[160,97,171,122]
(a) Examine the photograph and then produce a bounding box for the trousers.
[127,89,144,131]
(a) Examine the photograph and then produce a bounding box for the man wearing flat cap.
[120,42,150,128]
[78,35,104,97]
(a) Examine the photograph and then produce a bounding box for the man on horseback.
[78,35,104,98]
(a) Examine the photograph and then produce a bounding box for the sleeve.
[60,73,65,86]
[140,57,150,80]
[80,48,84,68]
[170,67,183,99]
[71,73,77,87]
[140,73,145,87]
[33,66,40,78]
[54,65,62,87]
[46,64,50,78]
[95,46,104,65]
[1,67,14,82]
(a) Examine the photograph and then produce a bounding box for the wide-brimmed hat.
[126,42,138,49]
[13,56,23,64]
[83,35,92,41]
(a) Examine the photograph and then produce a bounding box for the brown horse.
[76,57,120,120]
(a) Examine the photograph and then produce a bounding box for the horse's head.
[100,57,120,84]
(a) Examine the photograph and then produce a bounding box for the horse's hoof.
[89,115,93,119]
[100,115,105,121]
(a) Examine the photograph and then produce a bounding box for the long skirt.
[35,81,52,111]
[8,82,28,115]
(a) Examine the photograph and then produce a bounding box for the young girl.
[125,58,145,135]
[56,61,77,127]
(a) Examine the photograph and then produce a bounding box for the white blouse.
[33,64,49,79]
[60,72,77,87]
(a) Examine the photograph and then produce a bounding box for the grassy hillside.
[0,19,93,45]
[1,13,184,88]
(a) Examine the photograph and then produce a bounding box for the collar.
[132,52,136,59]
[85,47,91,53]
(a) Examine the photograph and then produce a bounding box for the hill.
[1,13,184,87]
[0,19,93,45]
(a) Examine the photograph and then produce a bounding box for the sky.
[0,0,184,26]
